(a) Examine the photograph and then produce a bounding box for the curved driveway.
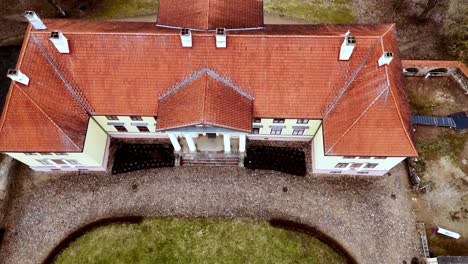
[1,165,422,263]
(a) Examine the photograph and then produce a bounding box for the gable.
[157,70,253,132]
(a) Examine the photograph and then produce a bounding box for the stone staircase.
[181,151,242,167]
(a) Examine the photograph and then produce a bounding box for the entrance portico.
[169,133,246,155]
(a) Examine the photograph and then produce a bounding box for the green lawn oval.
[54,218,347,264]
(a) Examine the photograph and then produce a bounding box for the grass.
[414,131,468,175]
[264,0,355,24]
[54,218,346,264]
[89,0,158,19]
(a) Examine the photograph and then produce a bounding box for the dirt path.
[0,164,422,264]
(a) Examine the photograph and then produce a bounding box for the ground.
[0,159,422,264]
[54,218,346,264]
[406,76,468,256]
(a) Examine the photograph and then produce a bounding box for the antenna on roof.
[24,11,47,30]
[339,30,355,61]
[7,69,30,86]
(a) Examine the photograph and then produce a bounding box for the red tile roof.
[0,19,417,157]
[0,85,85,152]
[157,0,264,30]
[157,70,253,132]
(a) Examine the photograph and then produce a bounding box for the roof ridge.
[30,35,94,114]
[0,83,16,131]
[325,86,390,155]
[385,67,419,156]
[381,24,395,38]
[13,84,81,151]
[323,38,381,117]
[205,70,254,100]
[159,68,209,100]
[201,72,208,123]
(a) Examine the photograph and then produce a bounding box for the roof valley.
[30,35,93,114]
[323,38,381,118]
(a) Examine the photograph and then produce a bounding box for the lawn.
[264,0,355,24]
[54,218,346,264]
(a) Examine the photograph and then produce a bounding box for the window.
[114,125,127,132]
[52,159,66,165]
[292,129,305,135]
[374,157,387,159]
[25,153,38,156]
[335,163,348,168]
[364,163,378,169]
[130,116,143,121]
[40,152,53,155]
[359,156,371,159]
[270,127,282,135]
[330,171,342,174]
[66,159,81,165]
[273,118,285,123]
[351,163,363,168]
[357,171,369,174]
[252,128,260,134]
[297,119,309,124]
[137,126,150,132]
[36,159,53,165]
[343,156,356,159]
[253,118,261,123]
[106,115,119,120]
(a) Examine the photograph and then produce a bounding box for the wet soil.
[407,76,468,256]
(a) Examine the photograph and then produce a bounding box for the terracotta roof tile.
[0,86,83,152]
[323,26,417,157]
[157,71,252,132]
[18,36,89,148]
[0,20,417,156]
[157,0,264,30]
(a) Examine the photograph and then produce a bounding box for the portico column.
[168,134,181,152]
[184,134,196,153]
[223,134,231,154]
[239,134,246,153]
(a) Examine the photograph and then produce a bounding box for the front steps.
[180,151,242,167]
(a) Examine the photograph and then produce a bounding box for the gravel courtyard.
[0,163,422,264]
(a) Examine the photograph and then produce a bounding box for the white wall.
[6,118,109,171]
[312,125,405,176]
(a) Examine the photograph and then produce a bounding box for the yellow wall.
[251,118,321,138]
[6,118,108,170]
[93,116,161,134]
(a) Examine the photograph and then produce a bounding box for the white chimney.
[339,31,355,60]
[378,51,394,66]
[24,11,47,30]
[215,28,226,48]
[7,69,30,86]
[49,31,70,53]
[180,28,192,48]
